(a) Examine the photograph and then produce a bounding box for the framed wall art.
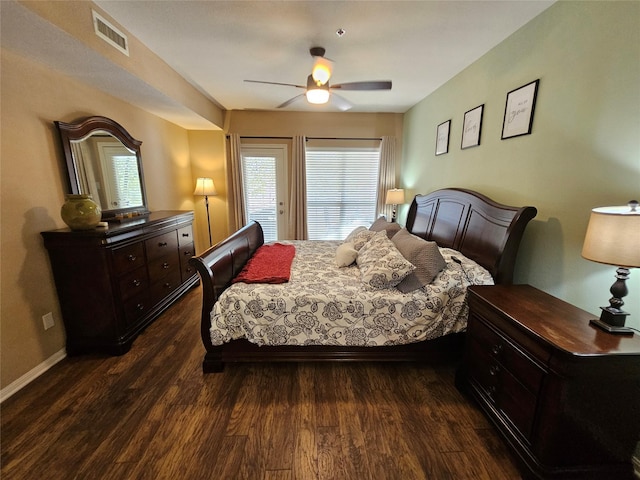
[461,104,484,149]
[501,79,539,139]
[435,120,451,155]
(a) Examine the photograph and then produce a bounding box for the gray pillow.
[369,216,402,239]
[392,228,446,293]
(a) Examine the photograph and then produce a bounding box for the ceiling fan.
[245,47,392,111]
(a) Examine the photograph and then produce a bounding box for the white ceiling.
[93,0,554,114]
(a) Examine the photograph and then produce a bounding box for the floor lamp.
[194,177,217,246]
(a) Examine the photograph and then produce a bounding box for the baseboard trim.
[0,349,67,403]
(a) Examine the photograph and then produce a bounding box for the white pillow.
[335,242,358,267]
[357,231,415,290]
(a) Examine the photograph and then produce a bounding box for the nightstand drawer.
[468,313,545,396]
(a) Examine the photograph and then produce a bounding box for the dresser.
[457,284,640,480]
[42,211,198,355]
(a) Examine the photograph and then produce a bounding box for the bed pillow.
[391,228,446,293]
[345,225,367,240]
[369,216,402,239]
[335,241,358,267]
[345,227,377,250]
[357,230,415,290]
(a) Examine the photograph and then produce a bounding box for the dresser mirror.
[55,116,149,221]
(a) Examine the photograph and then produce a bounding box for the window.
[305,147,380,240]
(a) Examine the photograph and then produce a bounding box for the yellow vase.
[61,194,102,230]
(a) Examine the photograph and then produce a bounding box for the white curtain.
[226,133,246,232]
[288,136,308,240]
[376,136,397,220]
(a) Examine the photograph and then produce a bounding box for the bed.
[189,188,537,372]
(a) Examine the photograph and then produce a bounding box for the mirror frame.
[55,116,149,221]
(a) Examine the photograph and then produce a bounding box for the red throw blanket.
[232,243,296,284]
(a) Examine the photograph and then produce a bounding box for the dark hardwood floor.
[1,286,523,479]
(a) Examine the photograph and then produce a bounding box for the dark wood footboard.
[188,221,264,371]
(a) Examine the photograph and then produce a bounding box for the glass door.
[241,145,288,241]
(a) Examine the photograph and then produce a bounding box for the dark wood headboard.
[405,188,537,284]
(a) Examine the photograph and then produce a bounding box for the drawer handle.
[182,233,190,237]
[127,254,137,262]
[186,267,192,273]
[163,282,172,288]
[489,365,500,376]
[132,279,141,287]
[162,262,170,269]
[158,242,168,247]
[183,251,192,256]
[487,386,497,400]
[136,303,144,311]
[491,344,503,356]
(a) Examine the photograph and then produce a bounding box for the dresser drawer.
[112,242,145,275]
[179,243,196,281]
[150,270,182,306]
[147,251,180,280]
[178,225,194,247]
[145,231,178,261]
[123,291,151,326]
[118,266,149,302]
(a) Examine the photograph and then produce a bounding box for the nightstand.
[456,284,640,480]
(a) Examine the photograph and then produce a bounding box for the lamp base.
[589,306,634,335]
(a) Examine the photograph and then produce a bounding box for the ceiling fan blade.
[277,94,305,109]
[331,81,392,91]
[245,79,305,89]
[330,93,353,111]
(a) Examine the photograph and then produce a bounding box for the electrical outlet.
[42,312,55,330]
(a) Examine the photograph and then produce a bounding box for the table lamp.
[581,200,640,334]
[385,188,405,223]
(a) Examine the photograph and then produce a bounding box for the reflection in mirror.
[55,116,149,221]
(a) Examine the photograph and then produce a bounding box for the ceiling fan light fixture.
[311,56,333,85]
[306,87,330,104]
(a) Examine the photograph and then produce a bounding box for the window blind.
[242,155,278,241]
[305,148,380,240]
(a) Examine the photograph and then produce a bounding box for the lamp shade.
[305,75,330,105]
[193,177,217,196]
[582,203,640,268]
[385,188,405,205]
[311,56,333,85]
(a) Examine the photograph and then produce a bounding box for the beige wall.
[401,1,640,328]
[188,130,229,249]
[0,49,209,390]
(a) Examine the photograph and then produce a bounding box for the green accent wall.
[401,1,640,328]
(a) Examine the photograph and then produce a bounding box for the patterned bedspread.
[210,240,493,347]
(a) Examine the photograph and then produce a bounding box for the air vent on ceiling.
[92,10,129,57]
